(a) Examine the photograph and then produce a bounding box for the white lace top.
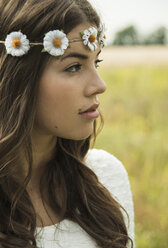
[35,149,135,248]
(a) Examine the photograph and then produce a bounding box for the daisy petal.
[49,48,58,56]
[22,45,30,52]
[61,44,68,50]
[44,41,52,48]
[88,42,94,51]
[83,30,90,36]
[83,39,88,45]
[55,48,64,56]
[82,34,89,40]
[93,43,97,51]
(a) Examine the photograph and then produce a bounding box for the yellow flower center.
[12,39,21,49]
[53,38,61,48]
[104,35,106,39]
[89,35,96,43]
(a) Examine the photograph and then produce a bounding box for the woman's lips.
[79,103,100,119]
[80,109,99,119]
[79,103,99,113]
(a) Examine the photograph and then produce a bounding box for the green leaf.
[41,48,46,53]
[5,49,8,54]
[80,32,84,37]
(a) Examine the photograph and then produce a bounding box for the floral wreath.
[0,25,106,57]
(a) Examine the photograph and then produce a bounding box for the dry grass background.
[101,46,168,67]
[94,46,168,248]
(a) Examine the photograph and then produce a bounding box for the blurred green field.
[95,63,168,247]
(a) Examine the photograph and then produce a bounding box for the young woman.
[0,0,134,247]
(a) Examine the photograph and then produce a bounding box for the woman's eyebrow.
[60,50,101,62]
[61,52,88,61]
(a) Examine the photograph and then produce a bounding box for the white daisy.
[98,25,107,48]
[5,31,30,57]
[43,30,69,57]
[81,27,98,51]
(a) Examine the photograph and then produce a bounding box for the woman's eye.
[65,64,82,73]
[95,59,103,68]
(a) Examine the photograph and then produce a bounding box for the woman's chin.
[64,129,94,141]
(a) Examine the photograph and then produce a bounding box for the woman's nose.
[84,70,106,96]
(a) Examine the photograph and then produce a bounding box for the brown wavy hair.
[0,0,133,247]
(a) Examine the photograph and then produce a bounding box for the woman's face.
[33,23,106,140]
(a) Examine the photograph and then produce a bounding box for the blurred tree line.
[112,25,168,46]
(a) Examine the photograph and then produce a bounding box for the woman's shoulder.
[85,148,135,246]
[85,148,129,185]
[85,148,133,203]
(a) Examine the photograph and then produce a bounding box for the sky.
[88,0,168,43]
